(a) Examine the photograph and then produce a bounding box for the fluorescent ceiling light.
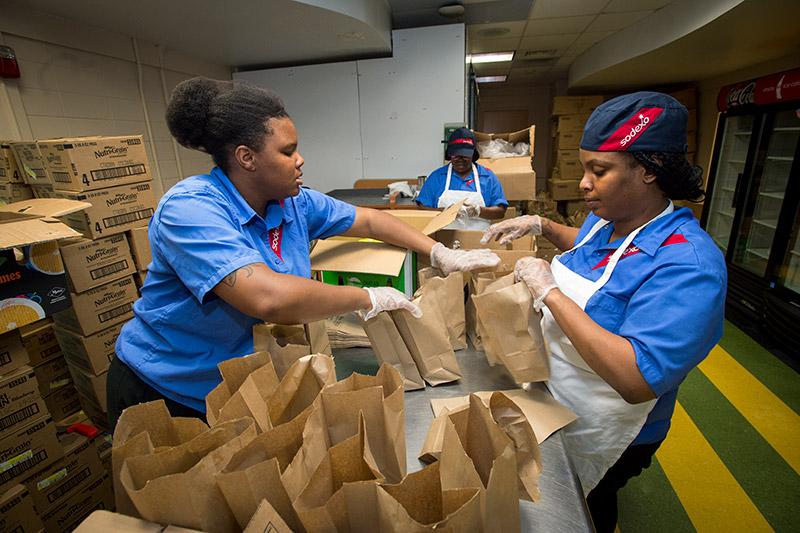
[467,51,514,64]
[476,75,507,83]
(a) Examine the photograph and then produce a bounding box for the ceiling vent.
[477,27,511,38]
[523,49,557,58]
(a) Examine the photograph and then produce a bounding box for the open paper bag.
[417,267,467,350]
[253,321,332,378]
[112,400,209,516]
[119,417,257,532]
[282,364,405,501]
[361,312,424,391]
[472,274,549,383]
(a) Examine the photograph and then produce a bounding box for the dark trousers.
[106,356,206,433]
[586,440,663,533]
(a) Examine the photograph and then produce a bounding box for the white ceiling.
[13,0,800,90]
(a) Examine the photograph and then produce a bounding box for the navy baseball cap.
[446,128,479,161]
[580,91,688,153]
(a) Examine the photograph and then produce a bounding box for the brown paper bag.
[466,270,511,356]
[206,351,280,431]
[282,364,406,501]
[112,400,209,516]
[292,417,383,532]
[417,267,467,350]
[268,354,336,426]
[437,395,519,532]
[473,275,549,383]
[305,320,333,355]
[390,291,461,386]
[376,460,482,532]
[120,417,257,533]
[421,392,542,504]
[216,412,311,531]
[243,499,293,533]
[253,323,313,378]
[361,312,424,391]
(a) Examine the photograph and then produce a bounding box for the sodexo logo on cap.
[581,92,688,153]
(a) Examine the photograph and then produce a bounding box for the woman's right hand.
[481,215,543,245]
[360,287,422,321]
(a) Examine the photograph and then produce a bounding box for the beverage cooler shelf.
[760,191,784,200]
[752,218,777,230]
[745,248,771,260]
[727,159,746,164]
[767,156,794,161]
[773,126,800,132]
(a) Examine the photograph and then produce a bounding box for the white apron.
[541,202,673,495]
[438,163,489,230]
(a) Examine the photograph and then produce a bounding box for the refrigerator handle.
[732,172,744,209]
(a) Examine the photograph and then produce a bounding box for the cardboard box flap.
[478,157,533,173]
[0,198,92,218]
[0,216,83,249]
[474,126,534,146]
[310,202,462,277]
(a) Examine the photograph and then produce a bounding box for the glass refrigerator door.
[777,202,800,295]
[733,109,800,276]
[706,115,755,254]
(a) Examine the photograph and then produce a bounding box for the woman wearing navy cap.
[107,78,499,430]
[483,92,726,531]
[416,128,508,230]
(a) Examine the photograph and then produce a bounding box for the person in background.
[107,77,499,430]
[482,92,726,532]
[416,128,508,230]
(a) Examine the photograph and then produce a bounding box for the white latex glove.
[430,242,500,275]
[481,215,543,246]
[514,256,558,311]
[360,286,422,321]
[457,201,481,219]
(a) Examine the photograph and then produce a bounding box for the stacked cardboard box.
[474,126,536,201]
[550,95,603,202]
[0,141,32,204]
[36,135,155,428]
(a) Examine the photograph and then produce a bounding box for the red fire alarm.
[0,46,20,79]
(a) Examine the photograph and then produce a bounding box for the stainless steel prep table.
[332,346,593,532]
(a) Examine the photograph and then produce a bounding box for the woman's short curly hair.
[165,77,288,173]
[628,151,705,201]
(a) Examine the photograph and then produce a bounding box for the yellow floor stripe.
[656,403,773,532]
[699,346,800,475]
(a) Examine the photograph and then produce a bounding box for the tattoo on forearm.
[222,265,255,287]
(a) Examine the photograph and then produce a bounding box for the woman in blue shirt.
[107,77,499,429]
[483,92,726,532]
[416,128,508,230]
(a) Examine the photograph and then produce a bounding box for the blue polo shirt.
[557,207,726,445]
[416,163,508,208]
[115,167,356,412]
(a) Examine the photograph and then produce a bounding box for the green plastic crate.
[319,251,417,296]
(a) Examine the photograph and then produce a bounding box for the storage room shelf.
[746,248,771,260]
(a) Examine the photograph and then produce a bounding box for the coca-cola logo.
[727,82,755,108]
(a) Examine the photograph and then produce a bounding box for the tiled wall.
[0,30,232,197]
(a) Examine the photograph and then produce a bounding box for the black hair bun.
[166,77,225,151]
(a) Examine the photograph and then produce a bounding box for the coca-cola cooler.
[702,67,800,359]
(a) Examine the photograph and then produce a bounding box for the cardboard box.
[556,131,582,150]
[127,226,152,271]
[53,323,121,376]
[31,183,58,199]
[552,95,604,116]
[8,142,51,186]
[0,199,90,333]
[60,234,136,293]
[133,270,147,290]
[549,179,583,201]
[0,415,62,494]
[563,199,586,215]
[56,181,156,239]
[558,158,583,180]
[0,143,24,184]
[74,510,206,532]
[92,433,112,473]
[557,113,590,132]
[43,384,82,422]
[0,182,34,203]
[474,126,536,201]
[40,136,151,192]
[53,276,136,337]
[435,229,534,251]
[0,366,47,434]
[32,356,72,397]
[19,318,62,366]
[39,473,114,533]
[23,432,104,512]
[66,365,108,413]
[0,484,44,532]
[556,149,577,161]
[0,329,29,376]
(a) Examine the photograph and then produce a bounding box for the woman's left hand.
[430,242,500,275]
[514,257,558,308]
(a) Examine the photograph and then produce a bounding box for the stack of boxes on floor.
[35,135,155,431]
[0,142,32,203]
